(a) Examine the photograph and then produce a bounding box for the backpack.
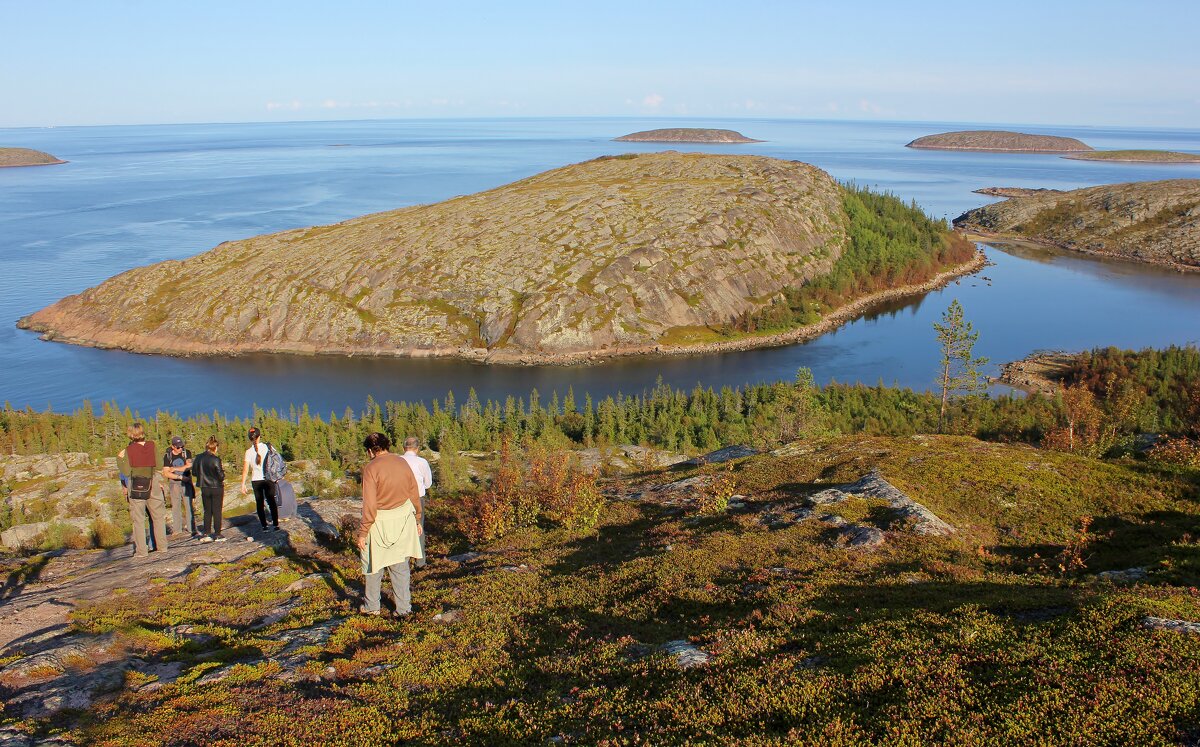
[263,443,287,482]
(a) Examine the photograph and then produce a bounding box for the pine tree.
[934,299,989,433]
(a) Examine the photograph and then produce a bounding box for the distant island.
[974,187,1063,198]
[954,179,1200,271]
[907,130,1092,153]
[0,147,65,168]
[614,128,761,143]
[20,152,979,363]
[1064,150,1200,164]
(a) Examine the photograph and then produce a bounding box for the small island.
[1064,149,1200,164]
[973,187,1063,198]
[614,128,761,143]
[907,130,1092,153]
[0,147,65,168]
[954,178,1200,271]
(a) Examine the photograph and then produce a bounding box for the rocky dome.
[907,131,1092,153]
[21,152,853,361]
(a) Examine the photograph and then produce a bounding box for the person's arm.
[358,464,377,549]
[240,449,251,493]
[117,449,130,496]
[423,461,433,491]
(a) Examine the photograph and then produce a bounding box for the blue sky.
[2,0,1197,128]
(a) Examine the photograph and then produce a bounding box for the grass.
[7,435,1200,745]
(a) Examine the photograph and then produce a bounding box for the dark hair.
[363,432,391,453]
[248,427,261,464]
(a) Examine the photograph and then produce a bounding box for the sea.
[1,117,1199,417]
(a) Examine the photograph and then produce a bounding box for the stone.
[433,609,463,624]
[448,552,483,564]
[660,640,709,669]
[840,470,955,536]
[1096,567,1149,583]
[680,445,758,467]
[837,524,886,550]
[807,489,850,505]
[1143,617,1200,635]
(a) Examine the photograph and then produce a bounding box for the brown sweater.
[359,451,421,544]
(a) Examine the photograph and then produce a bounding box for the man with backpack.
[118,422,169,558]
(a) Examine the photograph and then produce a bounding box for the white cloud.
[642,93,664,108]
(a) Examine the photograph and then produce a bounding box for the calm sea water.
[1,117,1199,416]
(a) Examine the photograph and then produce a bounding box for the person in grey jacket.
[191,436,227,542]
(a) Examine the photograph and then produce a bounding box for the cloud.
[858,98,882,114]
[266,100,303,112]
[642,93,664,108]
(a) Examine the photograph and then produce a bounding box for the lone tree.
[934,299,988,432]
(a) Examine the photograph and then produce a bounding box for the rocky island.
[954,179,1200,270]
[20,152,977,362]
[974,187,1063,198]
[0,147,65,168]
[907,130,1092,153]
[1064,149,1200,164]
[614,128,761,143]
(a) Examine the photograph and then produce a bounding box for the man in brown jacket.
[358,432,424,616]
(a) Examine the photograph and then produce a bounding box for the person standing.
[400,436,433,568]
[358,432,423,616]
[163,436,197,539]
[240,427,279,537]
[117,423,168,558]
[192,435,227,542]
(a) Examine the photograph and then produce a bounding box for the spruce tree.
[934,299,989,433]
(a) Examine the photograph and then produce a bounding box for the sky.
[2,0,1198,128]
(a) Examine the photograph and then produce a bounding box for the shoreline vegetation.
[613,127,761,143]
[966,230,1200,274]
[18,155,979,365]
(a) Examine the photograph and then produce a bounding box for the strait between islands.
[19,152,982,363]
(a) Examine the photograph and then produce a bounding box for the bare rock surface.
[0,498,358,652]
[680,445,758,466]
[955,179,1200,270]
[974,187,1063,198]
[907,131,1092,152]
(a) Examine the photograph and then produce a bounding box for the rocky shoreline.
[22,250,987,366]
[963,228,1200,274]
[993,350,1077,395]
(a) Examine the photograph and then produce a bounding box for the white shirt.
[245,443,268,482]
[401,451,433,497]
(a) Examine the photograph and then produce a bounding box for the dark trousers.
[200,486,224,536]
[252,479,279,529]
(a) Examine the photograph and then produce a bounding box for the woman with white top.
[240,427,279,536]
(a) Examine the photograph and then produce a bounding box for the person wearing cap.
[163,436,198,539]
[240,427,279,536]
[400,436,433,568]
[358,432,423,616]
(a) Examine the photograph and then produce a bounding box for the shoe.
[199,536,214,543]
[270,525,280,532]
[133,552,149,559]
[192,533,201,540]
[245,535,256,542]
[214,536,227,543]
[358,605,386,616]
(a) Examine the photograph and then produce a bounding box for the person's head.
[248,427,262,464]
[206,435,219,453]
[170,436,184,454]
[363,432,391,456]
[403,436,420,452]
[127,422,145,441]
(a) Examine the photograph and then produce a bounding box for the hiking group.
[118,424,434,617]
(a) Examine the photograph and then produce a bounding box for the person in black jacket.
[192,435,227,542]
